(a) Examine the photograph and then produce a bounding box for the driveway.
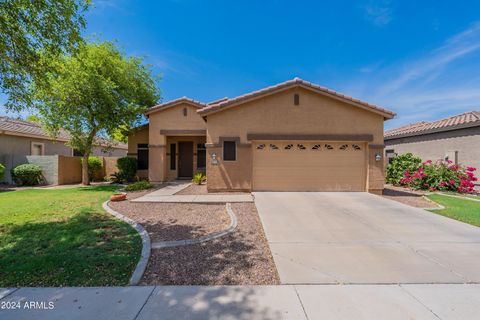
[253,192,480,284]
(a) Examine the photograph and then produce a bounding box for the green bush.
[0,163,5,181]
[192,172,206,185]
[386,153,422,185]
[82,156,103,181]
[117,157,137,182]
[11,164,43,186]
[125,180,153,191]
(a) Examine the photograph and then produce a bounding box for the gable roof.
[385,111,480,140]
[145,97,207,116]
[0,116,127,149]
[197,78,396,119]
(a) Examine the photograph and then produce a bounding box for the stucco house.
[128,78,396,194]
[385,111,480,170]
[0,116,127,183]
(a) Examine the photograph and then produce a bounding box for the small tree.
[32,41,160,185]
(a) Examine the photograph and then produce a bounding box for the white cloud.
[364,1,394,26]
[343,22,480,129]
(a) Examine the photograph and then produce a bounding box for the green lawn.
[0,185,141,287]
[427,194,480,227]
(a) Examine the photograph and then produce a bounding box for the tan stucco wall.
[128,126,149,154]
[58,156,82,185]
[385,127,480,170]
[205,87,386,192]
[147,103,206,182]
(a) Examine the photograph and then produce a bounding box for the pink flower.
[467,166,477,172]
[447,160,453,164]
[449,179,456,185]
[429,187,436,191]
[448,164,459,170]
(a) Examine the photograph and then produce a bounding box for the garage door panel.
[252,141,367,192]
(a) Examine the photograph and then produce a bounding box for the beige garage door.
[252,141,367,191]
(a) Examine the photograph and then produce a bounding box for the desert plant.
[0,163,5,182]
[386,153,422,185]
[11,164,43,186]
[125,180,154,191]
[192,172,206,185]
[82,156,103,181]
[109,172,124,184]
[117,157,137,182]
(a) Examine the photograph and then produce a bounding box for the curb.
[420,195,445,210]
[151,203,238,249]
[102,201,151,286]
[437,192,480,202]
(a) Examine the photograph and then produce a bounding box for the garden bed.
[382,185,440,209]
[140,203,279,285]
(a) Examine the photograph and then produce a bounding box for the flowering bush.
[386,153,422,185]
[399,159,477,193]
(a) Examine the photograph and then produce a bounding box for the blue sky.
[2,0,480,129]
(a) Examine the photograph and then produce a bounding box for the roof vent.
[294,94,300,106]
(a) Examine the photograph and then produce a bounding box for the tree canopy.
[0,0,90,111]
[33,41,160,184]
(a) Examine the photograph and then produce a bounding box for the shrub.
[109,172,124,184]
[125,180,154,191]
[192,172,206,185]
[11,164,43,186]
[117,157,137,182]
[0,163,5,181]
[82,156,103,181]
[399,159,477,193]
[386,153,422,185]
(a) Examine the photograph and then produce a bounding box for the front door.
[178,141,194,178]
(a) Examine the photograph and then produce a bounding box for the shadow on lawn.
[0,211,141,287]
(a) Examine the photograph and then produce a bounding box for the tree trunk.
[82,153,90,185]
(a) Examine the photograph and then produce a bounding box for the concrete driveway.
[253,192,480,284]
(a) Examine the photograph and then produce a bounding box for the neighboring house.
[385,111,480,170]
[0,116,127,183]
[129,78,395,194]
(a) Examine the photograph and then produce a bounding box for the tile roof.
[0,116,127,149]
[385,111,480,139]
[197,78,396,119]
[145,97,207,115]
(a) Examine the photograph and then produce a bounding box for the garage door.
[252,141,367,191]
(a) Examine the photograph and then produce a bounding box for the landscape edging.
[102,201,151,286]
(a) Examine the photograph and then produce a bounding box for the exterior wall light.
[375,153,382,161]
[211,152,219,165]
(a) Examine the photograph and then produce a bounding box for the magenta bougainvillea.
[399,160,477,193]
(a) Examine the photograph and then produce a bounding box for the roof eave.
[385,121,480,140]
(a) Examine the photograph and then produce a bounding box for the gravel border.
[102,201,151,286]
[151,203,238,249]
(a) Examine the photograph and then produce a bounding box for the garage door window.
[223,141,236,161]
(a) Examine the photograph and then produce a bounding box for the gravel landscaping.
[382,185,440,209]
[175,184,250,195]
[108,200,230,243]
[140,203,280,285]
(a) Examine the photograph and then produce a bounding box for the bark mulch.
[140,203,280,285]
[108,199,230,243]
[175,184,250,195]
[382,185,440,209]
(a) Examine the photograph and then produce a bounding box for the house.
[385,111,480,170]
[128,78,396,194]
[0,116,127,183]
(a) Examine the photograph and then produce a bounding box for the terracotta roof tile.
[145,97,207,115]
[385,111,480,139]
[0,116,127,149]
[197,78,396,118]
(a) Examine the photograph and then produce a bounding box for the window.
[73,149,83,157]
[294,93,300,105]
[197,143,206,169]
[386,149,396,164]
[170,144,176,170]
[137,144,149,170]
[223,141,236,161]
[31,142,44,155]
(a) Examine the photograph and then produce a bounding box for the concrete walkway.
[1,284,479,319]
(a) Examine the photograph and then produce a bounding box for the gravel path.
[382,186,440,209]
[108,198,230,243]
[140,203,280,285]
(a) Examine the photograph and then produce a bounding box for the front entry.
[178,141,194,178]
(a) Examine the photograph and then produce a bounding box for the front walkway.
[132,182,253,203]
[1,284,479,319]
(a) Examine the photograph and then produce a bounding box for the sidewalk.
[1,284,479,319]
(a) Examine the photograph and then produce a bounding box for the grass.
[427,194,480,227]
[0,185,142,287]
